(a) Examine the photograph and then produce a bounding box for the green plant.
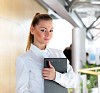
[83,63,99,93]
[68,88,73,93]
[87,75,98,93]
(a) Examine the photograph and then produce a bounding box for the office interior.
[0,0,100,93]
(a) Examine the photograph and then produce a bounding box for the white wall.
[48,19,73,50]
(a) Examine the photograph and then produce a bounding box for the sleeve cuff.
[54,71,67,88]
[54,71,62,83]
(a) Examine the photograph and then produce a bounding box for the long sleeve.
[54,60,78,88]
[16,57,31,93]
[52,50,78,88]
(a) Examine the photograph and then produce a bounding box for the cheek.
[50,33,53,38]
[36,31,44,38]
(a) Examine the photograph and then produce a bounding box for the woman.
[16,13,78,93]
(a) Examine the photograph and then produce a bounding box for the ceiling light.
[91,1,100,4]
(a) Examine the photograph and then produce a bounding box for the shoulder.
[16,50,31,64]
[17,52,28,60]
[48,48,63,53]
[47,48,65,58]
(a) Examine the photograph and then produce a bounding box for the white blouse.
[16,44,78,93]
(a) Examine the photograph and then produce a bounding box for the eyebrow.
[40,27,53,29]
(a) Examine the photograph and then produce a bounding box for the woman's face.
[31,20,53,49]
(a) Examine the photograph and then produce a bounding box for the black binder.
[44,58,68,93]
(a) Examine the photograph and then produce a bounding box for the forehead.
[37,20,53,28]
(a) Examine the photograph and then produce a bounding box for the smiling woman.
[16,13,78,93]
[26,13,53,50]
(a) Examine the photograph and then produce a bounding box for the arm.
[16,57,31,93]
[42,59,78,88]
[54,50,78,88]
[54,59,78,88]
[43,49,78,88]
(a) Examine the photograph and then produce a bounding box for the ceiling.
[65,0,100,41]
[37,0,100,41]
[65,0,100,26]
[69,0,100,40]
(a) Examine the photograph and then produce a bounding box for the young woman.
[16,13,78,93]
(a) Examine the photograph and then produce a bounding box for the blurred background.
[0,0,100,93]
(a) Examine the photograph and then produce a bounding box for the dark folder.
[44,58,68,93]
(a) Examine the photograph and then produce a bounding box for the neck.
[33,43,46,50]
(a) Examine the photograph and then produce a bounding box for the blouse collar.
[30,44,48,56]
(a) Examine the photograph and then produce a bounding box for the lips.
[44,38,50,41]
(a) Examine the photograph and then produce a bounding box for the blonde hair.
[26,13,52,51]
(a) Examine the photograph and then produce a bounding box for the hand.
[42,61,56,80]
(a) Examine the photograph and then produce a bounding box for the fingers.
[43,76,50,80]
[42,62,56,80]
[42,68,50,76]
[49,61,54,69]
[42,69,50,80]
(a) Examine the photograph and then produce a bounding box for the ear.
[30,26,34,35]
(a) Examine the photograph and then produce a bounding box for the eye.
[40,29,46,32]
[50,30,53,32]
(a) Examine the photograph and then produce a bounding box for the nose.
[45,31,50,37]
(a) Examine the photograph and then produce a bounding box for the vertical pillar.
[72,27,86,72]
[98,75,100,93]
[81,74,88,93]
[72,27,86,93]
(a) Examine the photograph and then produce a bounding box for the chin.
[44,41,49,45]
